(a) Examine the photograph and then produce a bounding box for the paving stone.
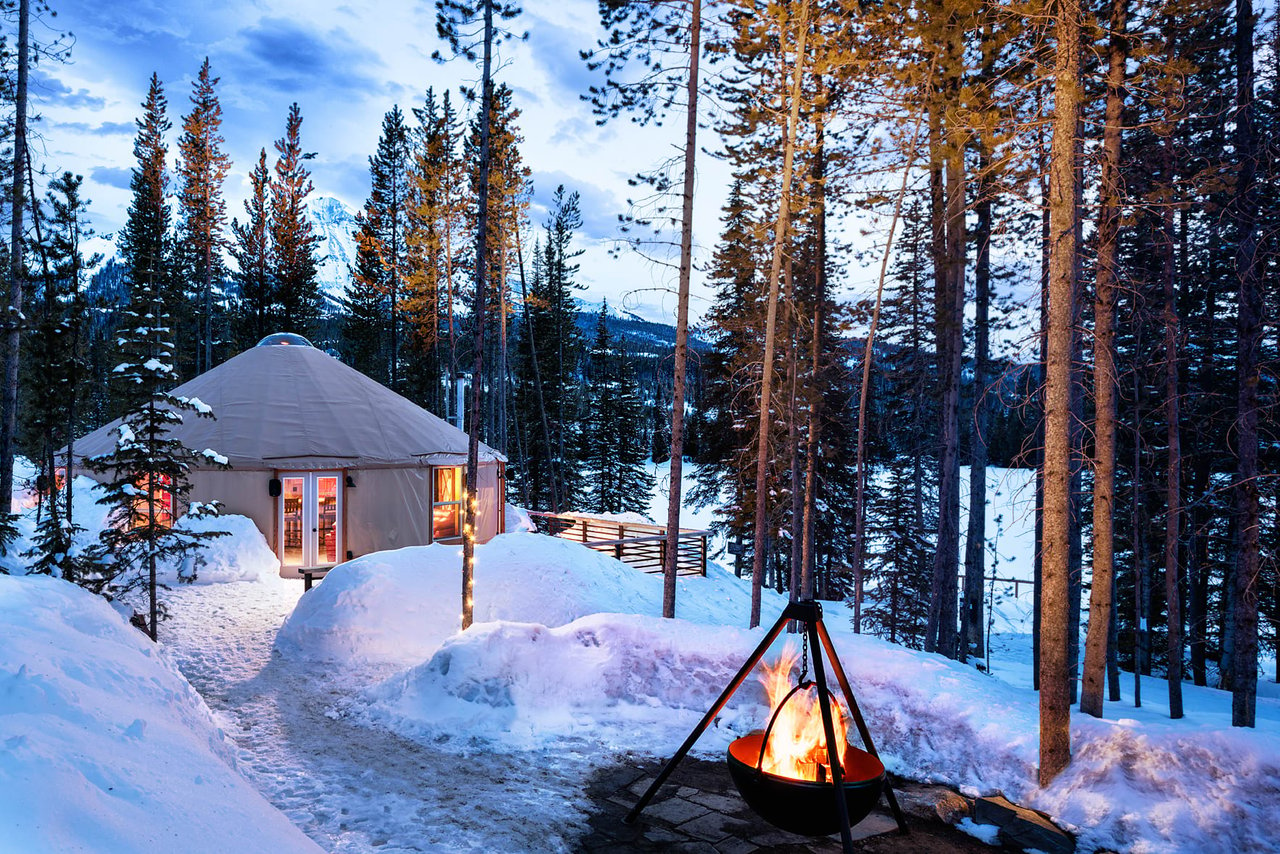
[713,838,759,854]
[678,786,702,798]
[688,791,748,814]
[627,775,659,799]
[646,796,711,826]
[679,810,751,843]
[847,812,901,841]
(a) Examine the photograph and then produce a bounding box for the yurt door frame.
[278,471,344,569]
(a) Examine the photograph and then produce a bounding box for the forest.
[0,0,1274,787]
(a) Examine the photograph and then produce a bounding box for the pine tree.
[231,149,273,347]
[408,87,466,416]
[118,73,174,401]
[0,0,31,545]
[270,103,322,336]
[582,304,654,515]
[355,106,412,388]
[23,172,99,581]
[585,0,705,618]
[86,279,228,640]
[513,187,585,510]
[344,212,389,381]
[175,58,231,375]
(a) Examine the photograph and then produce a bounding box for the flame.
[757,643,850,782]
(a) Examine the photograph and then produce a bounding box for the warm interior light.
[757,645,850,782]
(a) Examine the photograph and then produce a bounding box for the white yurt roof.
[72,337,504,470]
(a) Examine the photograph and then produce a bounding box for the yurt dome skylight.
[256,332,314,347]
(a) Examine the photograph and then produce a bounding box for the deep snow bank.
[0,574,320,853]
[275,532,786,666]
[154,513,280,585]
[365,607,1280,854]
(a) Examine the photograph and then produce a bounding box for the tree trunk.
[663,0,700,620]
[799,110,826,602]
[461,0,495,632]
[1231,0,1262,728]
[962,139,991,665]
[750,0,809,628]
[1040,0,1081,784]
[0,0,29,523]
[1081,0,1127,718]
[1160,125,1184,720]
[786,259,803,601]
[927,131,964,659]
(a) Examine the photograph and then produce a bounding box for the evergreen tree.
[231,149,273,346]
[407,87,466,417]
[270,103,322,336]
[23,172,99,580]
[581,304,653,515]
[512,186,584,509]
[85,280,228,640]
[354,106,412,388]
[175,58,232,374]
[344,212,389,382]
[118,73,175,385]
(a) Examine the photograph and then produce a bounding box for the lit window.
[133,473,174,529]
[432,467,463,540]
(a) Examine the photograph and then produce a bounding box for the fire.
[757,644,850,782]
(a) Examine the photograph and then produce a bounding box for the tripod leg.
[806,621,856,854]
[624,609,793,824]
[815,618,909,835]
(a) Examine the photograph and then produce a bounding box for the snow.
[141,358,172,373]
[161,513,281,585]
[179,395,214,415]
[201,448,229,465]
[4,454,1276,854]
[275,533,784,667]
[0,574,320,853]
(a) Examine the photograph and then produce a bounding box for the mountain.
[307,195,359,307]
[573,298,710,356]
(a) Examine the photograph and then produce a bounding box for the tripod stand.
[624,600,909,853]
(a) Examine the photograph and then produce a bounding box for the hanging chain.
[798,629,810,685]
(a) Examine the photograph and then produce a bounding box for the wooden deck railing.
[527,511,710,576]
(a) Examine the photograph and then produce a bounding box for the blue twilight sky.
[32,0,737,323]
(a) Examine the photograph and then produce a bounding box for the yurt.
[71,333,506,580]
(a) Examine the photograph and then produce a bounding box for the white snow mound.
[365,613,774,750]
[275,532,787,667]
[160,513,280,585]
[0,574,320,853]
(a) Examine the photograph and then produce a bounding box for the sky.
[34,0,739,324]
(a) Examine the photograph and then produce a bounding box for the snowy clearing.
[3,460,1277,854]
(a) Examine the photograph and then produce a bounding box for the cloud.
[50,120,135,136]
[528,170,625,242]
[32,71,107,111]
[228,17,387,97]
[91,166,133,190]
[526,18,596,105]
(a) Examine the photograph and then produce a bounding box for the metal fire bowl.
[727,732,885,837]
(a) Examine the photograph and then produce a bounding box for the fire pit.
[625,601,907,852]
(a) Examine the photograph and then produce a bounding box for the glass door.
[279,471,343,569]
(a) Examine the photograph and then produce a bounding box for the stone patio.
[577,753,1015,853]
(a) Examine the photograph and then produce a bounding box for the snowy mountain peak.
[306,195,359,306]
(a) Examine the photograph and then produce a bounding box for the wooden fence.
[527,511,710,576]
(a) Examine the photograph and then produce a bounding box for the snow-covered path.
[161,580,597,853]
